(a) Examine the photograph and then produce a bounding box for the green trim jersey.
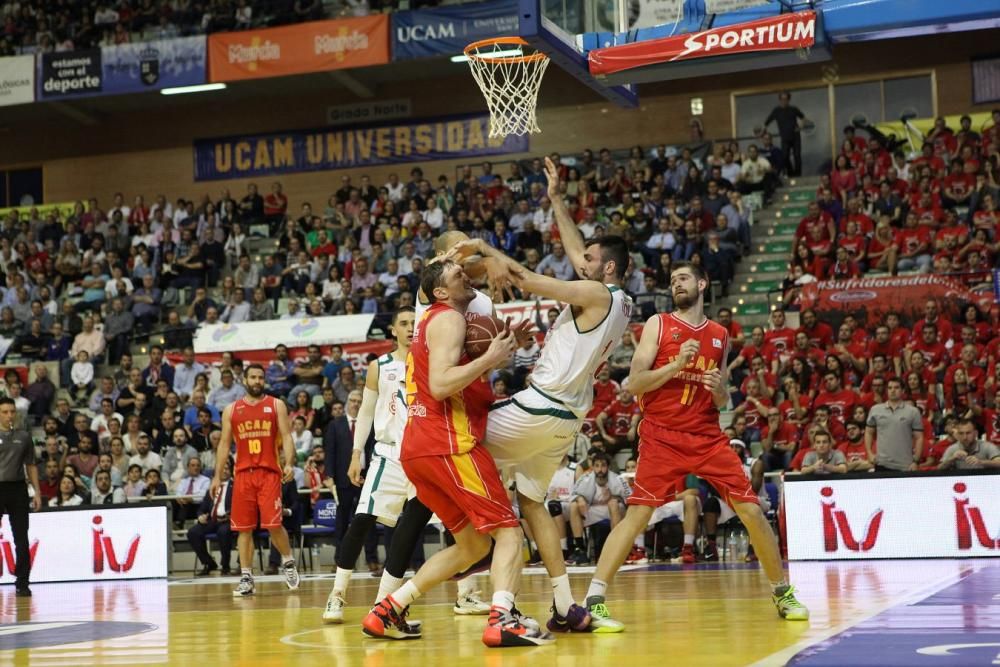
[529,286,633,418]
[374,353,407,460]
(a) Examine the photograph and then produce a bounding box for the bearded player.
[362,260,553,647]
[212,364,300,597]
[449,155,633,633]
[579,262,809,630]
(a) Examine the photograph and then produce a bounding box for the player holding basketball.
[323,307,417,622]
[450,155,633,633]
[362,260,553,647]
[212,364,300,597]
[579,262,809,629]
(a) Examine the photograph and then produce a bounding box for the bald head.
[434,231,469,256]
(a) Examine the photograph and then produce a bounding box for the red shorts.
[231,467,283,531]
[628,421,758,508]
[402,445,518,534]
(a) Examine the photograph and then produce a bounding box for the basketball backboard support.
[517,0,639,107]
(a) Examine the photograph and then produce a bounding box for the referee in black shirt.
[0,397,42,596]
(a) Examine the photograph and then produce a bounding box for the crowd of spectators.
[0,0,420,56]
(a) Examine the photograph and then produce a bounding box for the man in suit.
[323,389,381,573]
[187,459,234,576]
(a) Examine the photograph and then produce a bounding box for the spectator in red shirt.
[944,343,986,396]
[733,377,772,440]
[981,390,1000,447]
[908,324,948,377]
[971,193,999,238]
[728,326,776,377]
[784,331,826,376]
[741,354,778,399]
[793,201,835,257]
[831,322,868,378]
[587,365,620,420]
[837,421,872,471]
[959,304,993,345]
[798,308,834,349]
[868,326,903,376]
[949,326,985,365]
[934,209,969,255]
[777,374,811,425]
[830,155,857,206]
[919,415,959,469]
[866,218,898,274]
[760,406,799,470]
[764,309,796,371]
[912,142,945,173]
[859,376,887,411]
[942,159,975,209]
[596,388,640,455]
[837,219,868,267]
[861,354,895,392]
[885,312,911,350]
[814,370,858,423]
[895,211,933,273]
[944,367,983,420]
[827,246,861,280]
[263,182,288,226]
[716,307,744,350]
[904,369,938,415]
[840,197,874,236]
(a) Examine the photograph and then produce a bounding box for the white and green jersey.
[529,285,633,418]
[374,353,407,460]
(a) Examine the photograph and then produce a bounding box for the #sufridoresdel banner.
[193,314,375,354]
[102,36,206,94]
[193,114,529,181]
[0,55,35,107]
[392,0,518,60]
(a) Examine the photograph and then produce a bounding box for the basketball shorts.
[628,421,758,509]
[485,386,582,504]
[231,467,283,531]
[402,445,519,534]
[647,496,701,529]
[356,453,415,528]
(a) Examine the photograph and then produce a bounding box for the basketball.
[464,314,506,359]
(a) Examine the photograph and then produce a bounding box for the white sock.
[635,534,646,549]
[457,575,476,599]
[559,538,567,550]
[333,567,352,595]
[281,555,295,567]
[376,572,403,603]
[551,573,574,616]
[241,567,252,577]
[586,579,607,601]
[683,534,695,546]
[491,590,515,611]
[388,580,422,612]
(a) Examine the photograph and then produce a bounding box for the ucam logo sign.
[396,22,456,43]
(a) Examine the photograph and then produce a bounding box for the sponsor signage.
[193,314,375,353]
[207,16,390,82]
[0,505,168,583]
[798,274,993,329]
[704,0,771,13]
[589,10,816,76]
[102,36,206,94]
[193,114,528,181]
[392,0,518,60]
[784,474,1000,560]
[0,55,35,107]
[327,98,412,126]
[172,338,395,373]
[39,49,103,98]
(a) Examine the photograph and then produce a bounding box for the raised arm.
[544,157,587,274]
[427,309,515,401]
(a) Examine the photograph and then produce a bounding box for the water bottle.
[311,545,320,566]
[737,532,749,561]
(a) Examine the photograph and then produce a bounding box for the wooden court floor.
[0,559,993,666]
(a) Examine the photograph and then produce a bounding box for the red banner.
[798,275,993,329]
[588,10,816,76]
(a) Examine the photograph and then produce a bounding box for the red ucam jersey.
[812,388,858,422]
[231,395,283,474]
[764,327,796,362]
[602,398,640,436]
[638,313,728,437]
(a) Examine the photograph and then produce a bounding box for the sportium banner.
[0,54,35,107]
[193,114,528,181]
[797,274,993,329]
[207,16,389,82]
[588,10,816,76]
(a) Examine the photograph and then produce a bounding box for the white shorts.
[583,502,623,527]
[356,454,414,528]
[485,386,582,504]
[716,494,770,523]
[647,496,702,529]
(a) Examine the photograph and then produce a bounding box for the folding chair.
[299,498,337,570]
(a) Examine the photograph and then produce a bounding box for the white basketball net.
[465,41,550,137]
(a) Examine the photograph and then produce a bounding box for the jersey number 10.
[679,383,697,405]
[248,438,262,454]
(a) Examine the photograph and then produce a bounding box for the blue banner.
[193,115,528,181]
[393,0,519,60]
[102,36,205,94]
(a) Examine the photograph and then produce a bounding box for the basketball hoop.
[464,37,550,137]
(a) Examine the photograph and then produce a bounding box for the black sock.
[335,513,378,570]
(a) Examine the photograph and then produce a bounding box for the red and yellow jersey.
[401,302,493,460]
[639,313,728,437]
[230,395,282,474]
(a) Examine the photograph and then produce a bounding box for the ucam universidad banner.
[392,0,518,60]
[193,114,528,181]
[207,16,389,82]
[0,55,35,107]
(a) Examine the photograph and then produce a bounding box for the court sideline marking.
[748,564,980,667]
